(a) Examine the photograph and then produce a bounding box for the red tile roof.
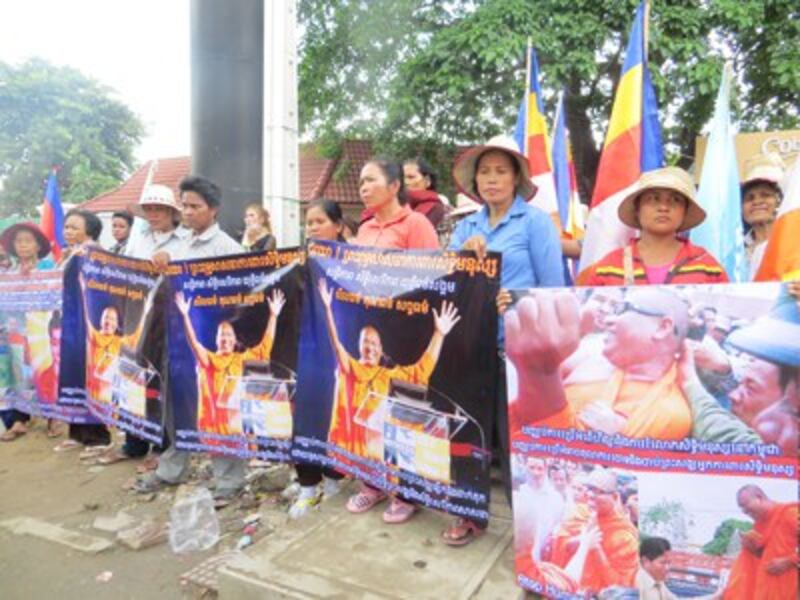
[80,140,375,213]
[80,157,191,213]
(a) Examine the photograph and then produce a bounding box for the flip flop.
[136,454,159,474]
[96,449,132,465]
[79,443,114,461]
[345,485,387,514]
[382,498,417,524]
[442,518,485,547]
[53,439,82,453]
[0,428,26,442]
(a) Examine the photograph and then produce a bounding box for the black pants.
[296,463,344,487]
[494,356,512,507]
[69,423,111,447]
[1,409,30,430]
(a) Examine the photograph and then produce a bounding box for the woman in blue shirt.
[444,135,564,545]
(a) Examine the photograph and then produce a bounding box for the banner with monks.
[61,250,165,439]
[506,282,798,598]
[293,241,501,526]
[0,270,86,422]
[166,249,304,461]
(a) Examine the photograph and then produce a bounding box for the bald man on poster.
[722,485,798,600]
[507,288,693,440]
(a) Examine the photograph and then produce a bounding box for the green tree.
[0,59,144,217]
[299,0,800,201]
[702,518,753,556]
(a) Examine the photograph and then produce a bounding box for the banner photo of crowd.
[167,250,304,461]
[293,241,501,526]
[0,270,81,422]
[62,249,165,442]
[506,282,798,598]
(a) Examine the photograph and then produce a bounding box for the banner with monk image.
[506,281,798,598]
[61,249,166,441]
[0,269,92,423]
[293,241,501,526]
[166,249,304,461]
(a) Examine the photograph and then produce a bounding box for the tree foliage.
[298,0,800,200]
[0,59,144,217]
[702,518,753,556]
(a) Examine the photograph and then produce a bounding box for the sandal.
[442,518,485,547]
[0,424,27,442]
[53,439,82,453]
[133,473,176,494]
[79,443,114,461]
[345,484,387,514]
[46,420,64,438]
[382,497,417,524]
[288,492,321,520]
[136,454,159,474]
[96,449,132,465]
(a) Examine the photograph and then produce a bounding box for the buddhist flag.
[514,46,559,223]
[579,1,664,273]
[552,93,585,241]
[39,170,66,261]
[692,64,747,282]
[756,155,800,281]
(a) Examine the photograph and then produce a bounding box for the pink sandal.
[345,484,387,514]
[442,518,485,546]
[382,497,416,524]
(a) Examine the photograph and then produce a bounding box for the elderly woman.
[740,153,785,280]
[579,166,728,286]
[445,135,564,545]
[0,222,55,441]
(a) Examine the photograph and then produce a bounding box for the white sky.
[0,0,191,165]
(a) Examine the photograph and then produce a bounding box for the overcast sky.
[0,0,191,164]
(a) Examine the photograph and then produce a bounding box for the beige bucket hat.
[452,135,536,203]
[618,166,706,232]
[129,184,181,217]
[741,152,785,190]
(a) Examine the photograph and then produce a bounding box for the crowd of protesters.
[0,140,797,566]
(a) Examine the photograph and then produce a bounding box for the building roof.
[81,140,375,213]
[80,157,191,213]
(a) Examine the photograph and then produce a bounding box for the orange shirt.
[87,330,137,403]
[536,365,692,440]
[355,205,439,250]
[329,351,434,460]
[723,502,799,600]
[197,333,274,435]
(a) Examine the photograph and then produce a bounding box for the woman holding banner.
[0,222,56,441]
[446,135,564,545]
[578,167,728,286]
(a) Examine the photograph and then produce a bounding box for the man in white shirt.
[135,175,246,503]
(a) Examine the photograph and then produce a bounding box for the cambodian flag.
[514,46,559,225]
[579,1,664,273]
[39,170,66,261]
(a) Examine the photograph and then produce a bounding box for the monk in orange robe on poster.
[722,485,798,600]
[507,288,693,440]
[317,279,460,460]
[175,289,285,436]
[550,467,639,594]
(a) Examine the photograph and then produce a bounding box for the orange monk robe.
[723,502,798,600]
[329,351,434,460]
[551,507,639,592]
[197,333,274,436]
[87,330,138,403]
[535,365,692,440]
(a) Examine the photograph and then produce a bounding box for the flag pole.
[524,37,532,156]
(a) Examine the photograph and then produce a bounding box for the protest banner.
[0,269,89,422]
[167,249,304,461]
[61,250,165,438]
[505,282,798,599]
[293,241,501,525]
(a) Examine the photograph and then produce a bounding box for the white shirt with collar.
[173,222,243,260]
[636,568,677,600]
[123,227,188,260]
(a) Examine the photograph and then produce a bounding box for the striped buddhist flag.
[579,1,664,273]
[552,93,585,241]
[39,170,66,261]
[514,46,559,223]
[755,155,800,281]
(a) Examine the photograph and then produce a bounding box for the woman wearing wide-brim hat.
[0,222,55,275]
[740,152,785,279]
[579,166,729,286]
[443,135,564,546]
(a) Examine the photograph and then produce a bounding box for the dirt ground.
[0,420,294,600]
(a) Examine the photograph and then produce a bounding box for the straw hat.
[741,152,785,190]
[450,193,481,217]
[0,222,51,259]
[727,289,800,367]
[617,166,706,232]
[452,135,536,203]
[128,184,181,217]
